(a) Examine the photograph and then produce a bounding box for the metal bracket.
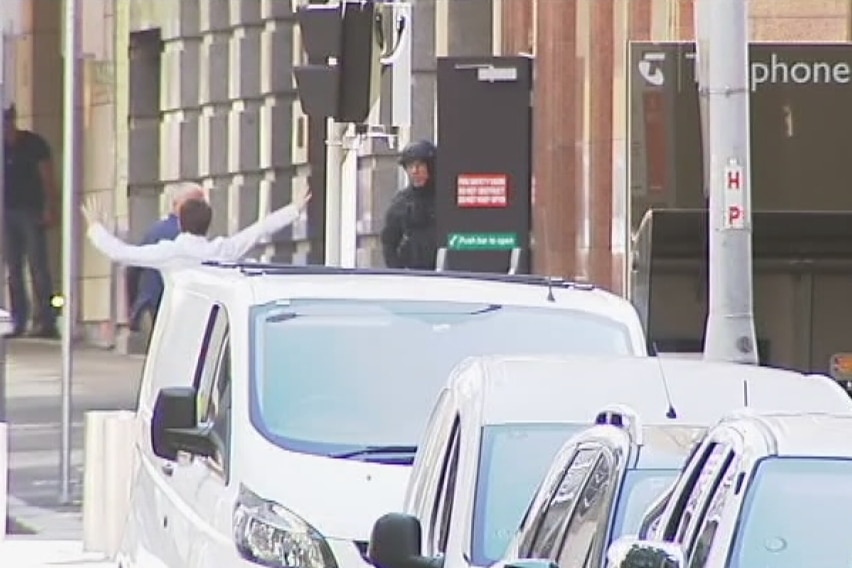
[378,2,412,66]
[434,247,523,275]
[345,125,400,149]
[453,63,519,83]
[435,248,448,272]
[507,248,522,275]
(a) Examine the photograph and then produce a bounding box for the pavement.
[1,337,144,564]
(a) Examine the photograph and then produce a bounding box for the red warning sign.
[456,174,508,208]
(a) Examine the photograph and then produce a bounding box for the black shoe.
[29,326,60,339]
[6,328,25,339]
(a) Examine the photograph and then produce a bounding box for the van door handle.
[161,463,174,477]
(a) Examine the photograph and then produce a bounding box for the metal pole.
[0,31,8,423]
[339,127,358,268]
[697,0,759,364]
[60,0,78,504]
[324,119,343,266]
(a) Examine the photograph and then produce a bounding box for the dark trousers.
[4,209,56,332]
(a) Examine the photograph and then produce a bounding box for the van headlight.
[233,485,338,568]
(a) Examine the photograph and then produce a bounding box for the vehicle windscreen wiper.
[331,445,418,460]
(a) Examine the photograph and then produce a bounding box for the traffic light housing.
[294,0,386,124]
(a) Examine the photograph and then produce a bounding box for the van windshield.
[248,298,634,459]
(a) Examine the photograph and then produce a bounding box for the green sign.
[447,232,518,251]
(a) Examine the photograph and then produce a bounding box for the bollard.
[0,422,7,540]
[82,410,136,557]
[82,412,106,553]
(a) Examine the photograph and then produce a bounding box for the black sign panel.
[436,56,533,273]
[629,42,852,228]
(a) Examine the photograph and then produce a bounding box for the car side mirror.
[151,386,216,461]
[605,536,684,568]
[368,513,440,568]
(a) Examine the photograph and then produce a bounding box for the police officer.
[381,140,438,269]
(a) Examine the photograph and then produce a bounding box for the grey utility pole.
[59,0,79,504]
[696,0,759,364]
[0,31,7,422]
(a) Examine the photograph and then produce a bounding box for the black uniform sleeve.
[30,133,51,162]
[381,193,407,268]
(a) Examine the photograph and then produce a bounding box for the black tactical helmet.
[399,139,437,167]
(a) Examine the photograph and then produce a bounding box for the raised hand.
[80,195,111,229]
[293,186,312,211]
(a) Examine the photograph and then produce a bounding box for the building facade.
[5,0,852,349]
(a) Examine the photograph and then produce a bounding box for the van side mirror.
[605,536,684,568]
[368,513,441,568]
[151,387,216,461]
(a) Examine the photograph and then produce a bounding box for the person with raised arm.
[81,186,311,270]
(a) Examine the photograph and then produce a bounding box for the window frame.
[686,462,738,568]
[191,304,233,482]
[663,439,724,540]
[430,416,461,555]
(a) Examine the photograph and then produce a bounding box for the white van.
[116,263,648,568]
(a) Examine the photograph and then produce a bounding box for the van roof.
[729,412,852,458]
[166,264,639,320]
[450,354,852,426]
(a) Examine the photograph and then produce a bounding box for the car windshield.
[249,299,634,459]
[610,469,679,540]
[729,457,852,567]
[471,423,582,566]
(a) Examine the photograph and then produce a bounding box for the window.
[729,457,852,568]
[611,469,680,540]
[528,448,600,559]
[194,305,229,421]
[248,299,635,458]
[193,306,232,479]
[470,423,581,566]
[430,418,460,555]
[556,452,616,568]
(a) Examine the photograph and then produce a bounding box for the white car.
[116,263,648,568]
[608,411,852,568]
[366,354,852,568]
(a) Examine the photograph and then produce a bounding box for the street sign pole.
[696,0,759,364]
[59,0,79,504]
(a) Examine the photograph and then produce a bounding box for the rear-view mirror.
[605,536,684,568]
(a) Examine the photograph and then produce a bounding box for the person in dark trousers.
[3,104,60,338]
[381,140,438,270]
[125,182,206,331]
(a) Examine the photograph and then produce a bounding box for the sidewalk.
[4,338,144,546]
[0,537,116,566]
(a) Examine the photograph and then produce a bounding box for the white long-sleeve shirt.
[86,203,301,270]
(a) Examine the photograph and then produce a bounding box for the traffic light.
[294,0,386,124]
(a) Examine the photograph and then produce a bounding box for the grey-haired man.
[125,182,207,330]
